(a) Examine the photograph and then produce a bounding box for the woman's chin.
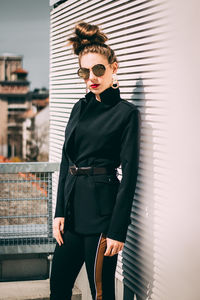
[89,85,110,95]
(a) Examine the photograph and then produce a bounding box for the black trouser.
[50,229,118,300]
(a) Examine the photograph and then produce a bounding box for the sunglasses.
[77,64,109,80]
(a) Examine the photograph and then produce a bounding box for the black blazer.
[54,87,141,243]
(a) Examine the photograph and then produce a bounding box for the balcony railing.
[0,162,59,254]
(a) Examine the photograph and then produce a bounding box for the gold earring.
[111,73,119,89]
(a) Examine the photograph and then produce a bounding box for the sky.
[0,0,50,90]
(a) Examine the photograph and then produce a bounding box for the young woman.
[50,22,141,300]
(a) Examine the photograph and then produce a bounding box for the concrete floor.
[0,279,81,300]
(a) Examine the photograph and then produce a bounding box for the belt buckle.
[70,165,78,175]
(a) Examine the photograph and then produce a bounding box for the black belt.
[69,165,116,176]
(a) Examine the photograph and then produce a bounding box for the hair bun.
[68,22,108,55]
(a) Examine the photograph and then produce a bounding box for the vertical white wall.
[49,1,200,299]
[49,0,170,299]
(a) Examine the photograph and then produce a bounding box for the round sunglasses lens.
[77,68,89,79]
[92,64,106,77]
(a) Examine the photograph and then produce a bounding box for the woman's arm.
[106,107,141,243]
[54,100,80,218]
[53,141,68,245]
[53,101,80,245]
[54,140,69,218]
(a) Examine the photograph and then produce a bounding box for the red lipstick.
[91,84,100,89]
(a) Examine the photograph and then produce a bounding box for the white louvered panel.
[50,62,79,71]
[51,9,169,44]
[50,102,75,109]
[50,37,169,57]
[50,107,71,115]
[50,115,70,123]
[51,22,169,51]
[51,78,168,87]
[50,86,86,92]
[49,125,66,134]
[51,46,169,61]
[50,147,63,159]
[50,1,168,35]
[51,1,142,33]
[50,0,149,25]
[50,112,71,119]
[50,0,170,299]
[51,0,113,25]
[50,99,77,106]
[50,15,169,51]
[50,131,64,139]
[49,123,66,132]
[49,133,66,142]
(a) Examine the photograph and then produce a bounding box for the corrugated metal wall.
[49,0,170,299]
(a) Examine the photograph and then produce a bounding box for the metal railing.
[0,162,59,254]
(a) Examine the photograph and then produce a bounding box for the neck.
[95,94,101,102]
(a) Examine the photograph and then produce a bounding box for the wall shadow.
[122,77,154,300]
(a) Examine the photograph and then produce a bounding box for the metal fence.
[0,162,59,254]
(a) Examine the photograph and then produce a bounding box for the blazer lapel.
[65,97,88,158]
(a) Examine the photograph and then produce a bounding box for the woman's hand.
[53,217,65,246]
[104,237,124,256]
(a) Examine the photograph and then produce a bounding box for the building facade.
[0,54,31,158]
[0,55,49,161]
[34,105,49,162]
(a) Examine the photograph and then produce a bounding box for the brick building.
[0,54,31,158]
[0,54,49,160]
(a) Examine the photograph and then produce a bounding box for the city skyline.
[0,0,49,90]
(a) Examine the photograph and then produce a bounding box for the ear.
[111,62,118,74]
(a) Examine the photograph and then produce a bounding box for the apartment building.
[0,55,49,160]
[0,54,31,158]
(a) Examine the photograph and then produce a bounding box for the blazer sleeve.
[54,101,80,218]
[54,139,69,218]
[106,108,141,242]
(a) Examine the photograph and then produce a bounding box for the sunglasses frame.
[77,64,110,79]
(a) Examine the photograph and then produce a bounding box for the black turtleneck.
[85,86,121,106]
[72,87,122,165]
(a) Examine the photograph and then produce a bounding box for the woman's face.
[79,53,118,100]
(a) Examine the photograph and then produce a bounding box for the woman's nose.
[89,70,97,80]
